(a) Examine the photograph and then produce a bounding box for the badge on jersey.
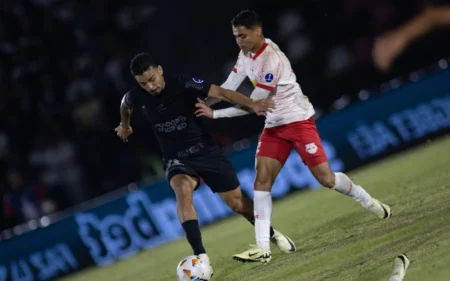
[192,78,204,83]
[305,142,318,154]
[264,73,274,83]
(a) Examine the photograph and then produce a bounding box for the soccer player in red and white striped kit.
[195,10,392,263]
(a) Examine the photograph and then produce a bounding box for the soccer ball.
[176,255,212,281]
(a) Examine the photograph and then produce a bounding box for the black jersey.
[124,74,218,159]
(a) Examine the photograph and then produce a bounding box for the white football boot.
[366,198,392,219]
[270,229,296,253]
[232,246,272,263]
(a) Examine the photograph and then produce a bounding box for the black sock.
[250,220,275,238]
[182,220,206,255]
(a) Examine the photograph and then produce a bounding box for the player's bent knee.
[317,173,335,188]
[220,190,244,213]
[173,183,195,197]
[309,162,335,188]
[254,178,272,191]
[170,176,196,198]
[227,199,243,213]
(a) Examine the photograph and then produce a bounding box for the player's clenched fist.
[115,123,133,142]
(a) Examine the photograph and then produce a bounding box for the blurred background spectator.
[1,0,450,231]
[2,169,57,230]
[373,4,450,72]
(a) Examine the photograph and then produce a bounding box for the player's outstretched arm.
[207,84,274,116]
[373,5,450,71]
[205,70,247,107]
[115,95,134,143]
[195,98,249,119]
[198,86,272,119]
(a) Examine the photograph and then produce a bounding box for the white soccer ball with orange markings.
[176,255,212,281]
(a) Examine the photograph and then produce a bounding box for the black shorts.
[164,148,240,193]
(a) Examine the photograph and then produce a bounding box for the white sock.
[332,172,372,208]
[254,190,272,251]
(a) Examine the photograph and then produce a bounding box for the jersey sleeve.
[255,54,282,92]
[232,51,246,76]
[124,89,141,108]
[213,86,271,119]
[177,74,212,99]
[221,71,246,91]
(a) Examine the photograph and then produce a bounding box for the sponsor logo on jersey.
[192,78,204,83]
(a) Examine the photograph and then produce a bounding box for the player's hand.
[195,98,214,119]
[250,98,275,116]
[373,30,409,72]
[115,123,133,142]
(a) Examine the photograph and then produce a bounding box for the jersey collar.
[250,40,268,60]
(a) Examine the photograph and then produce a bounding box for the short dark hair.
[231,10,262,29]
[130,53,158,76]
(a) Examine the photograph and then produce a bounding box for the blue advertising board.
[1,69,450,281]
[316,69,450,169]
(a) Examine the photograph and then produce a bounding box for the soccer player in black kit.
[115,53,296,273]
